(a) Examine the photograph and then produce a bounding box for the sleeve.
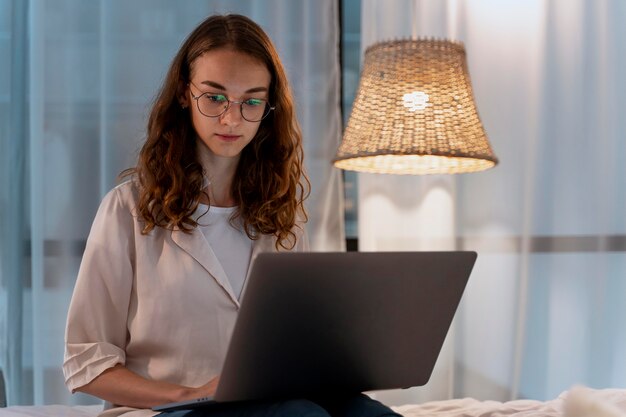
[63,186,136,392]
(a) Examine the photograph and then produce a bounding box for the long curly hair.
[121,14,309,249]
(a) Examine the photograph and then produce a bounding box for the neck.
[197,144,239,208]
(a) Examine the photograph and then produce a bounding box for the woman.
[63,14,400,417]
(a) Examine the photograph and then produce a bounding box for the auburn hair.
[121,14,309,249]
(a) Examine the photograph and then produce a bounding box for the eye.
[204,94,227,103]
[244,98,264,107]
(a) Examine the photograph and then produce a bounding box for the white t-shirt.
[196,204,252,299]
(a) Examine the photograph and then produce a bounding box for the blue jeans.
[158,394,401,417]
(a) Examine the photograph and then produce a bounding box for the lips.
[215,134,241,142]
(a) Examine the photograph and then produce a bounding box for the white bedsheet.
[394,387,626,417]
[0,405,101,417]
[1,387,625,417]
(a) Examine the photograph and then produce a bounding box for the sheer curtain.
[360,0,626,405]
[0,0,343,405]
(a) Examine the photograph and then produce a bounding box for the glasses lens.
[241,99,270,122]
[197,94,229,117]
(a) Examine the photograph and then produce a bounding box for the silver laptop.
[153,251,476,411]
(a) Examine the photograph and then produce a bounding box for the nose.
[219,102,243,126]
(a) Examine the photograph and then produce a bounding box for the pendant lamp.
[334,38,498,175]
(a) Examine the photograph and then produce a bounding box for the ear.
[177,82,190,109]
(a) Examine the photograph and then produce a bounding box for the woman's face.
[185,48,272,161]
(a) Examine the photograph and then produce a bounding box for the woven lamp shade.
[334,38,498,175]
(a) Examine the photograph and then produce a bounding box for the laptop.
[153,251,477,412]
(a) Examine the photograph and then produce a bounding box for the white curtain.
[0,0,343,405]
[360,0,626,405]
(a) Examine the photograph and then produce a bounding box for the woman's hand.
[77,364,220,409]
[189,375,220,399]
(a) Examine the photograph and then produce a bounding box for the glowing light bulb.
[402,91,430,111]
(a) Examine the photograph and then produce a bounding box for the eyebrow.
[200,80,268,94]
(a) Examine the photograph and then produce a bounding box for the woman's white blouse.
[63,181,308,417]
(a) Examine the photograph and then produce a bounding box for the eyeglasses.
[188,82,275,122]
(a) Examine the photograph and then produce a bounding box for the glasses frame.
[188,82,275,122]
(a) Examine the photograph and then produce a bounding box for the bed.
[2,387,625,417]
